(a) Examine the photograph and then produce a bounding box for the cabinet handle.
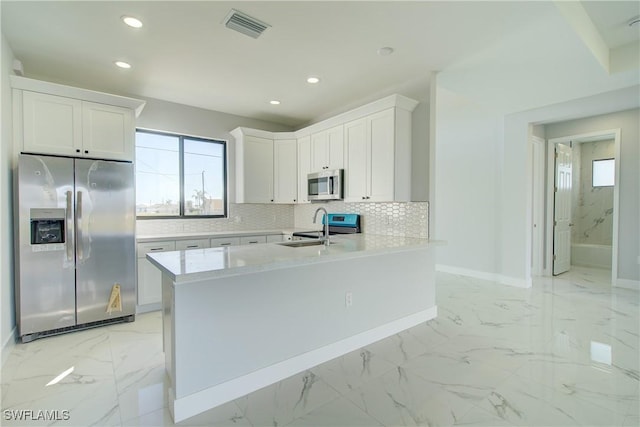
[84,150,89,154]
[220,243,231,246]
[186,245,198,248]
[270,199,274,202]
[149,248,164,251]
[248,241,259,244]
[293,199,296,202]
[76,149,81,153]
[362,196,366,200]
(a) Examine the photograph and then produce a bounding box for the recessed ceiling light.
[270,100,281,105]
[115,61,132,69]
[377,47,394,56]
[307,76,320,84]
[122,16,143,28]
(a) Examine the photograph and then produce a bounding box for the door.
[553,143,572,275]
[82,101,134,161]
[344,118,367,201]
[22,91,82,157]
[17,155,76,335]
[368,109,395,201]
[297,136,311,203]
[243,135,274,203]
[274,139,298,203]
[75,159,136,324]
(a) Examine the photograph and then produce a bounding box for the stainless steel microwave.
[308,169,343,201]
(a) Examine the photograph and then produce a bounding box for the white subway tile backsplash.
[137,201,428,239]
[136,203,294,236]
[294,201,428,238]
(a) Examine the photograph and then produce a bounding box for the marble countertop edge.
[147,235,444,284]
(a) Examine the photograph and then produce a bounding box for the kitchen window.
[135,129,227,218]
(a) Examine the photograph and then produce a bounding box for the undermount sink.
[277,240,336,248]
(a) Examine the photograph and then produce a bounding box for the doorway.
[545,129,621,283]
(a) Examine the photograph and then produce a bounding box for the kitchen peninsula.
[147,234,438,422]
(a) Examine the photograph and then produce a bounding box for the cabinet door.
[175,239,210,250]
[243,136,274,203]
[210,237,241,247]
[344,118,368,202]
[297,136,311,203]
[273,139,298,203]
[368,109,395,201]
[311,131,328,172]
[82,102,134,161]
[137,241,175,306]
[327,125,344,170]
[22,91,82,156]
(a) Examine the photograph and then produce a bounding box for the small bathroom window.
[592,158,615,187]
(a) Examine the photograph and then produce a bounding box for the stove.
[293,213,361,239]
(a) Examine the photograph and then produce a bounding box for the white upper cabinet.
[13,77,144,161]
[297,136,312,204]
[344,108,412,202]
[235,133,274,203]
[344,119,368,201]
[311,125,343,172]
[274,139,298,203]
[232,94,417,204]
[22,92,83,157]
[82,102,134,160]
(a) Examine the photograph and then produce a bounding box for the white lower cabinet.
[210,237,241,247]
[138,233,284,310]
[175,239,209,250]
[137,241,175,307]
[239,235,267,245]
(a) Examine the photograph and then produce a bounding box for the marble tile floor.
[1,266,638,427]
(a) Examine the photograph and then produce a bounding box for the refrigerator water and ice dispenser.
[30,208,65,246]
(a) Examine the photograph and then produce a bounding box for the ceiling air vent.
[223,9,270,39]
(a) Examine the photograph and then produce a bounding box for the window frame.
[591,157,615,188]
[135,128,228,219]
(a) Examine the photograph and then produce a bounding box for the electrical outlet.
[345,292,353,308]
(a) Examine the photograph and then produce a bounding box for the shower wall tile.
[572,139,614,245]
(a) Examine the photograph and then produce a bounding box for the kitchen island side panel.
[170,247,435,399]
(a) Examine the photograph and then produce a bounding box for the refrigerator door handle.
[76,190,83,261]
[65,190,73,262]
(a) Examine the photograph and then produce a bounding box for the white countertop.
[136,228,318,243]
[147,234,440,283]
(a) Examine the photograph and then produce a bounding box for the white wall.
[434,78,639,287]
[545,109,640,281]
[1,33,16,360]
[434,87,507,282]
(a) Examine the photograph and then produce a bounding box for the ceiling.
[2,1,639,128]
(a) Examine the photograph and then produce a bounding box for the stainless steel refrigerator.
[15,154,136,342]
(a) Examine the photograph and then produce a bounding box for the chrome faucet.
[313,207,330,246]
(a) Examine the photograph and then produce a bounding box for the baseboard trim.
[1,326,17,367]
[436,264,531,288]
[170,306,438,423]
[615,278,639,290]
